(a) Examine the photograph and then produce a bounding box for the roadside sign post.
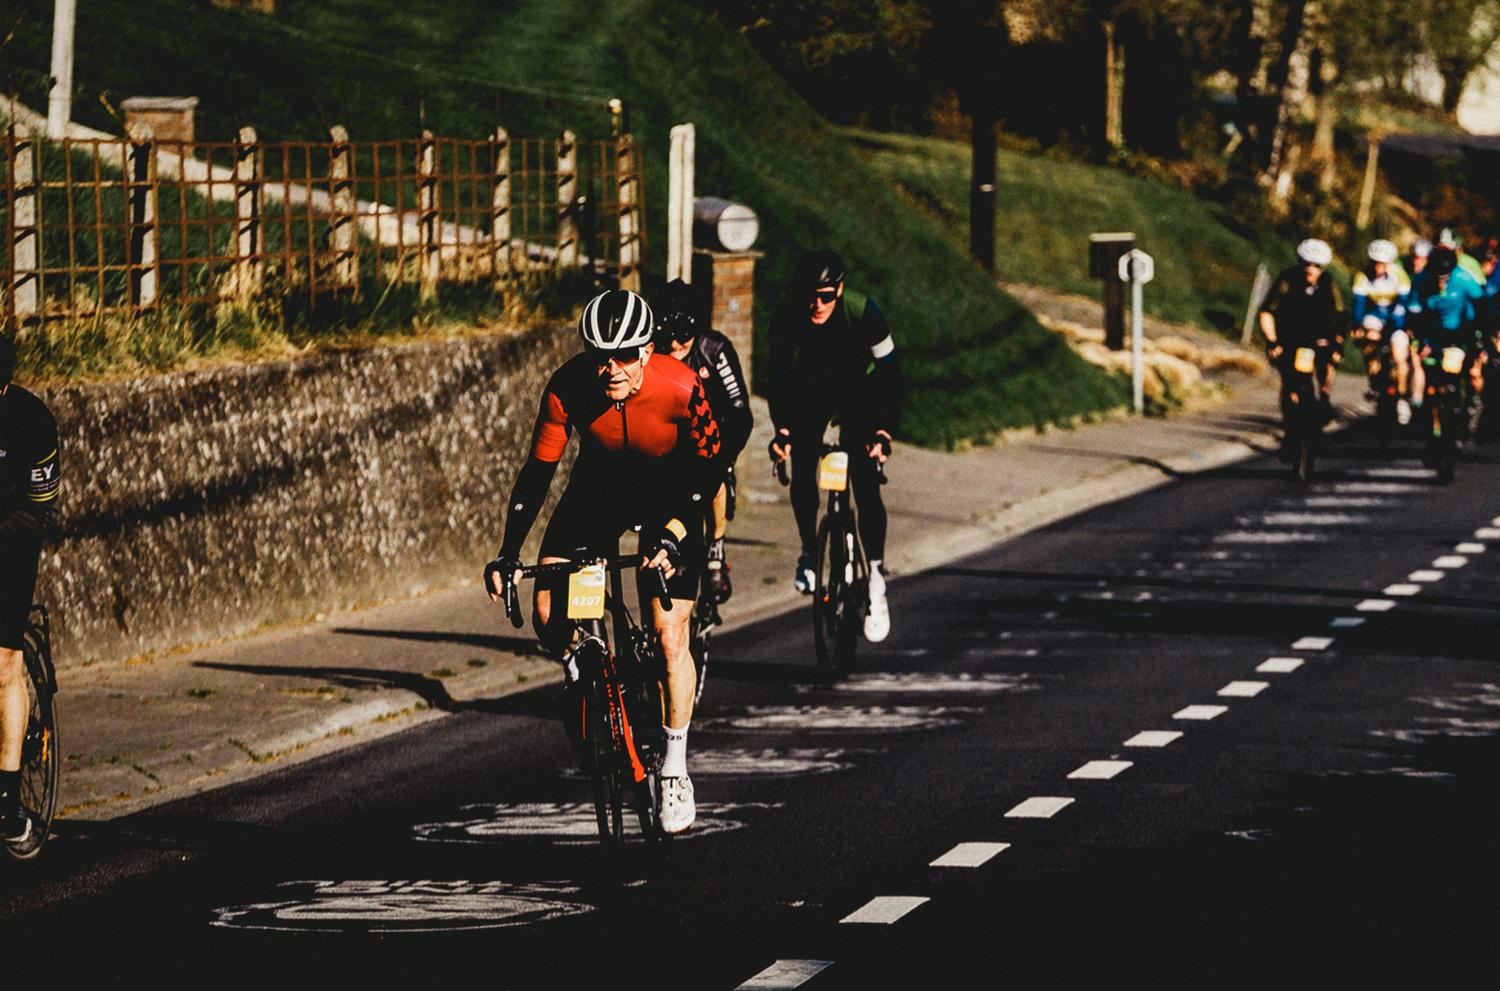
[1118,248,1155,414]
[1089,232,1135,350]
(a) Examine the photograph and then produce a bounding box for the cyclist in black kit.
[0,335,60,846]
[652,280,753,603]
[768,250,902,642]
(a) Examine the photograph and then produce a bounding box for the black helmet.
[0,334,15,389]
[652,279,706,349]
[578,289,654,353]
[794,249,845,291]
[1431,247,1458,277]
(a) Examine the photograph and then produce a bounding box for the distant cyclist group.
[1259,228,1500,479]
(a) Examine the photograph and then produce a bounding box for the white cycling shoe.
[1397,398,1412,425]
[864,582,891,642]
[659,775,696,834]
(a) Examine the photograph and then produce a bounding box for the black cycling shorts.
[539,481,704,602]
[0,532,41,650]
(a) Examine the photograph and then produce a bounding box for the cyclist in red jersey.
[485,289,722,834]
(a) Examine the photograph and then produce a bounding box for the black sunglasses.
[586,345,646,366]
[810,289,839,304]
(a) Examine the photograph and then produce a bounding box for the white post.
[47,0,77,140]
[1131,274,1144,415]
[668,123,695,283]
[1118,249,1154,415]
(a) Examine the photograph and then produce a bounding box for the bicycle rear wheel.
[6,627,59,862]
[584,674,624,848]
[690,597,713,707]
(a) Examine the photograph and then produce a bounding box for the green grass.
[844,128,1295,337]
[3,0,1129,444]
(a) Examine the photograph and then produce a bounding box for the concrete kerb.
[63,380,1357,822]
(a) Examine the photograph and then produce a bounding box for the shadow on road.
[329,627,546,656]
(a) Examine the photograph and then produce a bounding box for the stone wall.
[33,325,577,669]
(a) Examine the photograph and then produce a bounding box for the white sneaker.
[1397,398,1412,425]
[864,584,891,642]
[658,775,696,834]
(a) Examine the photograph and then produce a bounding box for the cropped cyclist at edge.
[1350,238,1414,425]
[768,249,902,642]
[651,280,754,605]
[0,335,60,847]
[484,289,723,834]
[1259,238,1346,439]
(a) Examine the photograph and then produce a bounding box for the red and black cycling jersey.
[499,352,722,559]
[1,383,60,540]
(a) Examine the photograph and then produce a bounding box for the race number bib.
[817,451,849,492]
[1293,348,1317,374]
[1442,347,1466,374]
[566,564,606,620]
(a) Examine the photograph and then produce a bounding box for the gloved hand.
[866,429,892,463]
[768,427,792,463]
[484,554,522,603]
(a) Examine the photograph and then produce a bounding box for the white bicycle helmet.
[579,289,654,352]
[1367,239,1398,264]
[1296,238,1333,266]
[1412,239,1432,259]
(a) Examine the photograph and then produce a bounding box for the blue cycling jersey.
[1352,265,1411,330]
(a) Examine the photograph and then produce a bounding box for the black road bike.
[503,558,669,848]
[1421,342,1477,484]
[6,606,59,862]
[776,443,884,676]
[1354,321,1402,446]
[1278,342,1333,483]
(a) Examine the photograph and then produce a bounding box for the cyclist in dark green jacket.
[767,250,902,643]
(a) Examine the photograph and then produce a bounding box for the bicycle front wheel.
[6,641,59,862]
[813,515,862,676]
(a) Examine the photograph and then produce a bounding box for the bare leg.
[0,648,26,772]
[654,599,696,728]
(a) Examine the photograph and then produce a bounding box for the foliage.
[0,0,1130,443]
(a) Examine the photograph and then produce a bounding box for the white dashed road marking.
[1476,528,1500,539]
[841,897,929,925]
[1328,617,1365,629]
[1005,797,1075,819]
[1292,636,1334,650]
[1356,599,1396,612]
[1068,760,1133,780]
[737,960,835,989]
[1174,705,1229,721]
[1257,657,1304,673]
[1433,555,1468,569]
[1352,466,1436,479]
[1219,680,1270,698]
[1215,531,1329,545]
[1456,542,1486,554]
[1124,730,1183,748]
[1382,584,1421,597]
[1408,570,1445,582]
[930,842,1011,868]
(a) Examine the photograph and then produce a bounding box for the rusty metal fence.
[2,124,645,326]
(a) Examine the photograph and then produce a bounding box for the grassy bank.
[846,128,1294,337]
[4,0,1129,445]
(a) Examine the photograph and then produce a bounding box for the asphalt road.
[5,420,1500,988]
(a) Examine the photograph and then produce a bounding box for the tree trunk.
[1307,48,1338,194]
[1263,0,1310,177]
[1104,20,1125,150]
[970,100,996,272]
[1228,0,1263,148]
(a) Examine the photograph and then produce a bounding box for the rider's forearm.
[1259,311,1277,343]
[498,457,558,558]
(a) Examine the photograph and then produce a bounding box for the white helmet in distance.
[1367,239,1398,264]
[1296,238,1333,267]
[578,289,654,353]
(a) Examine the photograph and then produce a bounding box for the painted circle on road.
[211,880,592,934]
[412,801,781,845]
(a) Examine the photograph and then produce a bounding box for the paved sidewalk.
[53,368,1365,819]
